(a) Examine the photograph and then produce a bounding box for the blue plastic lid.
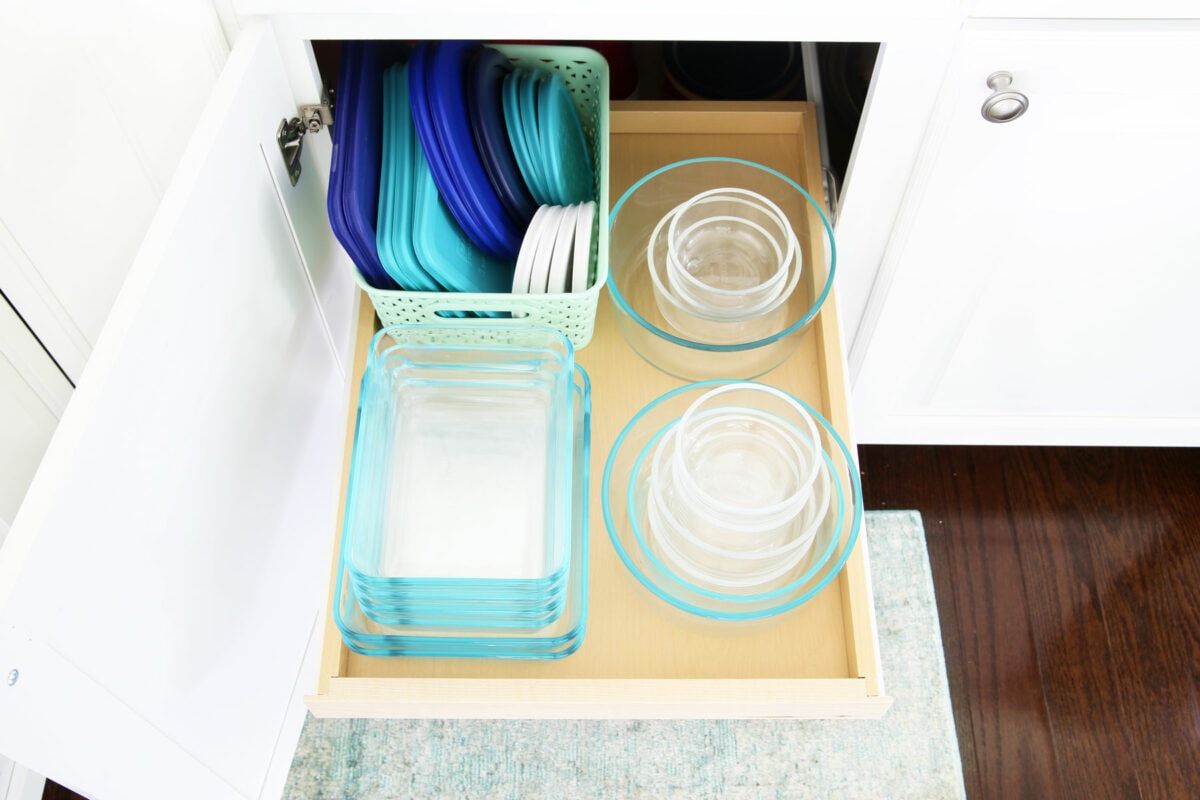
[413,41,523,260]
[336,42,402,290]
[408,42,494,258]
[466,46,538,228]
[327,43,380,284]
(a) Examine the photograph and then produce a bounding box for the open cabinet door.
[0,23,357,800]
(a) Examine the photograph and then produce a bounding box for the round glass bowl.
[665,188,796,315]
[661,384,827,552]
[602,380,863,622]
[608,157,835,380]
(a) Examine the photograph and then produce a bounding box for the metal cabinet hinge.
[277,89,334,187]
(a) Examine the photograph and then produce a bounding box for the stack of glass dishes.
[608,157,835,380]
[602,380,861,622]
[336,325,591,658]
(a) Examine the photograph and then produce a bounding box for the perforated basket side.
[356,44,611,349]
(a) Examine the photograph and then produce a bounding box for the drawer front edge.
[307,677,893,719]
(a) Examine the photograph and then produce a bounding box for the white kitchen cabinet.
[0,0,228,380]
[0,25,354,800]
[851,19,1200,445]
[0,297,71,540]
[968,0,1200,20]
[0,5,956,798]
[0,757,45,800]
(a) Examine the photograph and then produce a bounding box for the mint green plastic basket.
[355,44,610,349]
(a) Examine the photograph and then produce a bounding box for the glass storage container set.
[326,40,859,660]
[336,327,591,658]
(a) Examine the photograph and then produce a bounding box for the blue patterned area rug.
[285,510,964,799]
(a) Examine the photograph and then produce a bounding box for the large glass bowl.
[608,157,835,380]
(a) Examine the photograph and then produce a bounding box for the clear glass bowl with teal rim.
[608,157,835,380]
[602,380,862,622]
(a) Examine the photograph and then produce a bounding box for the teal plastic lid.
[539,71,595,206]
[377,63,442,292]
[411,131,515,294]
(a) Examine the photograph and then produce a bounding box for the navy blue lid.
[409,42,520,260]
[408,42,494,259]
[327,43,376,282]
[425,40,524,259]
[334,41,405,290]
[465,46,538,229]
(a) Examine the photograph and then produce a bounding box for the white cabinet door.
[852,20,1200,445]
[0,23,357,800]
[0,295,71,540]
[0,0,228,378]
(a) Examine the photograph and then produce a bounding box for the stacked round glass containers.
[608,157,835,381]
[603,157,861,623]
[603,381,860,621]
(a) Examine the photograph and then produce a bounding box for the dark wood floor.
[44,446,1200,800]
[859,445,1200,800]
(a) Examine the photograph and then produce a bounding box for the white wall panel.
[0,0,228,364]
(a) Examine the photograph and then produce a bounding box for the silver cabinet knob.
[981,71,1028,123]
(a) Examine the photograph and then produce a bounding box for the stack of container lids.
[329,40,597,297]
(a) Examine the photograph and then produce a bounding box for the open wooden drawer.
[306,101,891,719]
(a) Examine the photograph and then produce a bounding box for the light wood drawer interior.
[306,101,891,718]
